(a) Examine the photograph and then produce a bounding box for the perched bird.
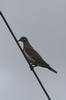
[18,36,57,74]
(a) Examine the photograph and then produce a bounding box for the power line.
[0,11,51,100]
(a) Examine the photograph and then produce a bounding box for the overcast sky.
[0,0,66,100]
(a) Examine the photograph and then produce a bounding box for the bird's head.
[18,37,28,43]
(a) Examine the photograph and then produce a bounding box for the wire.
[0,11,51,100]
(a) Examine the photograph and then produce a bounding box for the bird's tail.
[47,65,57,74]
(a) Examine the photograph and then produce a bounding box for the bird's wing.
[25,46,46,63]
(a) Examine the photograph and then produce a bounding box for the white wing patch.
[23,50,35,62]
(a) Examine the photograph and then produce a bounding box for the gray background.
[0,0,66,100]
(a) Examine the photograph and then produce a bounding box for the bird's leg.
[30,63,36,70]
[29,65,34,71]
[29,63,37,71]
[29,63,34,71]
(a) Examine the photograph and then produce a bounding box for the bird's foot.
[29,65,34,71]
